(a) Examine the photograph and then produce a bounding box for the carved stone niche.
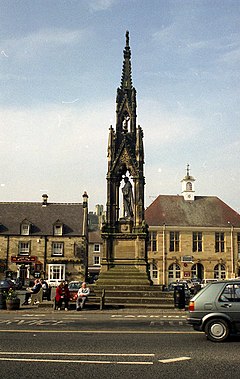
[118,218,133,233]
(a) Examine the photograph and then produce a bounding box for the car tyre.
[204,319,230,342]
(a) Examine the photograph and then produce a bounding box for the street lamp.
[228,221,235,278]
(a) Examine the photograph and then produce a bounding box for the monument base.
[98,219,150,287]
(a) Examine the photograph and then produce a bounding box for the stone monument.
[98,31,150,286]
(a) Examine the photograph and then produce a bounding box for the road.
[0,310,239,378]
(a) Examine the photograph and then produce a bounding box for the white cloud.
[1,28,87,61]
[88,0,117,12]
[0,102,112,207]
[139,99,201,148]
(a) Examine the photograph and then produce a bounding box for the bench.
[54,289,105,310]
[30,288,43,306]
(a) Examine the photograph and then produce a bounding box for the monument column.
[98,32,150,285]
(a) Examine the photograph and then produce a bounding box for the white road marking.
[111,314,186,319]
[159,357,191,363]
[0,357,153,365]
[0,352,154,357]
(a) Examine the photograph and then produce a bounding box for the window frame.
[148,231,157,252]
[21,223,30,236]
[54,224,63,236]
[169,231,180,252]
[192,232,203,252]
[237,233,240,259]
[93,255,100,266]
[214,263,226,279]
[18,241,30,256]
[168,263,181,279]
[215,232,225,253]
[93,244,100,253]
[52,242,64,256]
[48,264,65,282]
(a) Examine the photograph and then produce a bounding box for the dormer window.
[54,221,63,236]
[21,220,30,235]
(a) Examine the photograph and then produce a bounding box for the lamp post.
[228,221,235,278]
[162,223,166,287]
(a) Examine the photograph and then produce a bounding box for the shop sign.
[183,271,191,277]
[11,256,36,263]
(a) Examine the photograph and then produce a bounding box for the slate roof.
[89,230,102,243]
[0,202,84,236]
[145,195,240,228]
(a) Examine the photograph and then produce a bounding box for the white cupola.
[181,164,195,201]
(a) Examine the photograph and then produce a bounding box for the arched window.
[214,264,226,279]
[168,263,181,280]
[186,182,192,191]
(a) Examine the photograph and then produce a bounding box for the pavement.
[0,302,188,316]
[0,289,188,316]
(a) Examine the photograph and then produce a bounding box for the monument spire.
[99,31,149,288]
[120,30,133,90]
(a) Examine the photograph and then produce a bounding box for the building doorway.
[19,265,28,286]
[191,263,204,281]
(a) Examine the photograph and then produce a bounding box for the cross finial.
[186,163,190,176]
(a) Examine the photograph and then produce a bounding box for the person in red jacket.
[62,282,70,311]
[55,282,64,310]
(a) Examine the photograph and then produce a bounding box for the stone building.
[88,230,103,283]
[145,167,240,286]
[0,193,89,286]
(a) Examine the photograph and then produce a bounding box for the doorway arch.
[191,263,204,281]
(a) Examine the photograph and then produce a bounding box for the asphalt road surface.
[0,311,239,379]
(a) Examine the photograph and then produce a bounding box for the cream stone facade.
[146,171,240,287]
[147,225,240,286]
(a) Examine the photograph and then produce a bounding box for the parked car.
[187,279,240,342]
[201,278,218,288]
[0,278,15,291]
[68,281,82,301]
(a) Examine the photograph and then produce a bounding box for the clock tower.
[181,164,195,201]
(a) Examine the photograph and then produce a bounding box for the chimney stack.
[42,194,48,206]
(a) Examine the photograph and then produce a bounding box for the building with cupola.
[145,166,240,286]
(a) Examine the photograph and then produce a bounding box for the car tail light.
[188,301,195,311]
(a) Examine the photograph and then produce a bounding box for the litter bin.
[0,292,6,309]
[174,283,186,309]
[0,279,15,309]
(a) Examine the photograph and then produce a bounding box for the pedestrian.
[22,279,42,305]
[55,282,64,310]
[40,279,51,300]
[76,282,90,311]
[63,282,70,311]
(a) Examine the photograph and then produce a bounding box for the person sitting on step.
[76,282,90,311]
[22,279,42,305]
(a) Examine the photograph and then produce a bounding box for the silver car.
[187,280,240,342]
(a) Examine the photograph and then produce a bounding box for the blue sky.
[0,0,240,213]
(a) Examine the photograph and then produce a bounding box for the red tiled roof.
[145,195,240,227]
